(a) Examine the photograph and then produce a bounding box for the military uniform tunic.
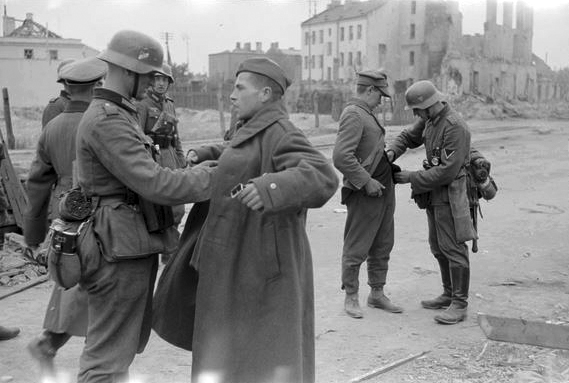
[388,103,474,270]
[42,90,70,128]
[333,97,395,294]
[75,88,212,383]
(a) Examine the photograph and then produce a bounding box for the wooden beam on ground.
[349,350,430,383]
[0,274,49,300]
[478,313,569,350]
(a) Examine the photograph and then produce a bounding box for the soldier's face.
[230,72,265,121]
[153,75,169,94]
[134,73,154,100]
[413,108,429,120]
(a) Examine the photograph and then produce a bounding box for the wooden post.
[2,88,15,150]
[313,90,319,129]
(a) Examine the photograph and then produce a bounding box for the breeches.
[427,205,469,269]
[78,255,158,383]
[341,188,395,293]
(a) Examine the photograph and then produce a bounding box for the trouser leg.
[78,256,157,383]
[367,188,395,289]
[341,192,382,294]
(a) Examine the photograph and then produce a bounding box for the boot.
[367,288,403,313]
[27,331,70,377]
[421,257,452,310]
[435,266,470,324]
[344,293,363,319]
[0,325,20,341]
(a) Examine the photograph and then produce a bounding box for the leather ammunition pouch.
[149,133,176,149]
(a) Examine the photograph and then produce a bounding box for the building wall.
[0,38,98,107]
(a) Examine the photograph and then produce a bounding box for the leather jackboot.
[435,266,470,324]
[344,293,363,319]
[0,325,20,341]
[421,257,452,310]
[27,331,70,376]
[367,288,403,313]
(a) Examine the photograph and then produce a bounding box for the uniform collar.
[93,88,137,114]
[230,100,288,147]
[430,102,450,125]
[60,89,71,100]
[347,97,374,114]
[147,88,165,103]
[63,100,90,113]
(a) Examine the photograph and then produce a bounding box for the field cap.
[236,57,292,93]
[59,57,107,84]
[357,69,390,97]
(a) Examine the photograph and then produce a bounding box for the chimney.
[327,0,341,9]
[2,7,15,37]
[244,42,251,51]
[503,1,513,28]
[25,12,33,20]
[486,0,497,25]
[235,42,241,51]
[255,42,262,52]
[272,42,279,50]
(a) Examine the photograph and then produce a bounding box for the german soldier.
[41,58,75,128]
[387,80,476,324]
[333,70,403,319]
[24,57,107,379]
[136,63,186,263]
[75,30,213,382]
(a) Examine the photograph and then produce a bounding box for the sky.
[2,0,569,73]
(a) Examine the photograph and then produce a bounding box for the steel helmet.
[156,63,174,84]
[405,80,444,110]
[97,30,163,74]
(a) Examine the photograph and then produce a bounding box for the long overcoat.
[24,100,91,336]
[190,101,338,383]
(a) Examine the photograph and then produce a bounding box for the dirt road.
[1,119,568,383]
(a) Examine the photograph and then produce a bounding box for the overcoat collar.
[346,97,385,132]
[230,100,288,147]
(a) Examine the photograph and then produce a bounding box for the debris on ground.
[0,232,48,288]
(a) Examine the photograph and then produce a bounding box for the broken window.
[340,52,344,66]
[410,24,416,39]
[348,52,353,66]
[24,49,33,59]
[305,32,310,45]
[411,1,417,14]
[349,25,353,40]
[327,42,332,56]
[357,51,362,66]
[319,30,323,44]
[340,27,345,41]
[409,51,415,66]
[319,55,323,68]
[357,25,362,39]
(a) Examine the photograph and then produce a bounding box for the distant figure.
[387,80,476,325]
[24,57,107,379]
[333,70,403,319]
[189,57,338,383]
[136,63,186,263]
[41,59,74,128]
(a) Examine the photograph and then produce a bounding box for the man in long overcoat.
[189,57,338,383]
[24,57,107,378]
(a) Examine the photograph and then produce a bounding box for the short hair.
[247,72,284,100]
[356,84,370,95]
[67,82,97,95]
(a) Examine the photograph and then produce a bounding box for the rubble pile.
[0,233,48,287]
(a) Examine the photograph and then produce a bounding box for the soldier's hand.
[237,183,264,211]
[194,160,218,168]
[394,170,411,184]
[186,149,199,164]
[386,150,395,163]
[364,178,385,197]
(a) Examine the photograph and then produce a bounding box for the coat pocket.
[448,176,477,243]
[93,203,166,262]
[262,221,281,281]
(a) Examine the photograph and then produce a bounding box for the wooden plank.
[349,350,430,383]
[0,274,49,300]
[478,313,569,350]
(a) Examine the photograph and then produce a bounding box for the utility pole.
[181,33,190,68]
[160,32,174,65]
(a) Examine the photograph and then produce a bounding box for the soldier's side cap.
[56,58,76,83]
[356,69,390,96]
[59,57,108,84]
[236,57,292,93]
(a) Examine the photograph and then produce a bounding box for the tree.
[170,62,194,85]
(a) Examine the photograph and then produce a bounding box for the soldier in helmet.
[386,80,476,325]
[41,58,75,128]
[24,57,107,379]
[74,30,214,382]
[332,70,403,319]
[136,64,186,263]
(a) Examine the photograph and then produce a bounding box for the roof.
[301,0,387,26]
[8,17,61,38]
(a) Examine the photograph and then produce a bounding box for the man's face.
[230,72,265,121]
[134,72,154,100]
[412,108,429,120]
[153,75,169,95]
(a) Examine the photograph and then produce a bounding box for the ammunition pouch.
[149,133,176,149]
[412,192,431,209]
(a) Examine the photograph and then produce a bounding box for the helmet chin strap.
[130,72,139,99]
